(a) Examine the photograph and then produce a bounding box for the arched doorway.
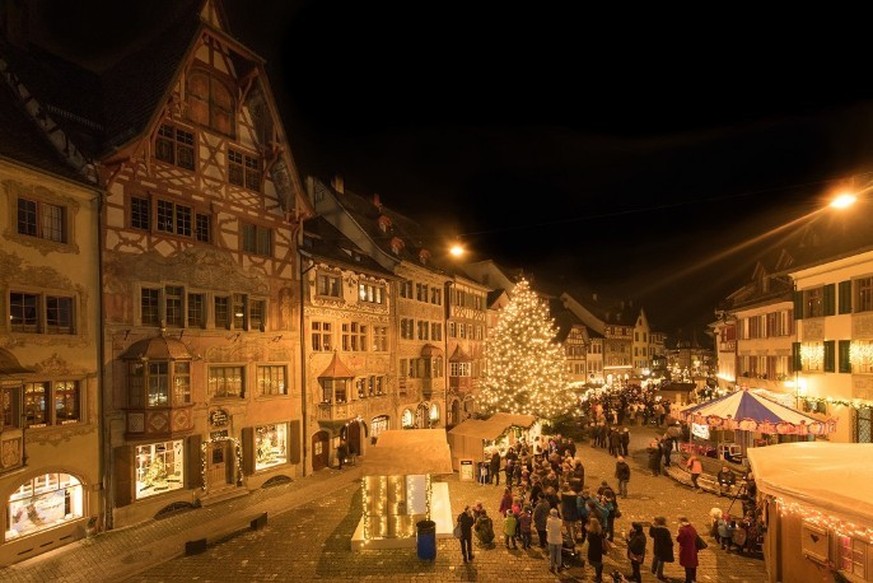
[311,430,329,471]
[344,420,367,456]
[450,399,461,426]
[416,402,430,428]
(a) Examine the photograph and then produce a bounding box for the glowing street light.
[830,192,857,209]
[449,243,465,258]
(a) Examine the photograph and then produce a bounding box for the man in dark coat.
[457,506,476,562]
[619,426,631,457]
[648,515,674,581]
[489,450,501,486]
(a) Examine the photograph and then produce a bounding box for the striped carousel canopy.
[678,388,836,436]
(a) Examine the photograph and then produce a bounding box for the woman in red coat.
[676,516,699,583]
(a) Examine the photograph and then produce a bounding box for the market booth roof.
[447,413,537,441]
[361,429,453,476]
[747,442,873,521]
[678,389,835,435]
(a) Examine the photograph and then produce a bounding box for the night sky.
[31,1,873,338]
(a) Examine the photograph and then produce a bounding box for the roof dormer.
[390,237,405,255]
[419,249,431,265]
[378,214,392,233]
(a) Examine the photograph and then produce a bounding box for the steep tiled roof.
[100,10,201,154]
[0,80,91,183]
[330,185,464,276]
[565,286,640,327]
[302,216,395,277]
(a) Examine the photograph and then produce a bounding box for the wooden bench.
[184,512,268,555]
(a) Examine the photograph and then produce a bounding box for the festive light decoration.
[199,437,244,490]
[479,278,571,419]
[772,495,873,544]
[800,344,824,370]
[799,395,873,411]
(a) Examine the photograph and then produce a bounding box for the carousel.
[677,388,837,463]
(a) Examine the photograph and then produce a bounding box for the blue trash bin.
[416,519,437,560]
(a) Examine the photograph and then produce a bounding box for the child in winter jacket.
[518,506,533,549]
[503,509,518,549]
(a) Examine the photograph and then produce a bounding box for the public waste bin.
[416,519,437,560]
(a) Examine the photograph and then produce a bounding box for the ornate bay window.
[121,335,195,437]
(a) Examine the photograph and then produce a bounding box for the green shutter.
[824,340,835,372]
[838,281,852,314]
[289,419,302,464]
[824,284,836,316]
[791,342,802,372]
[838,340,852,373]
[241,427,255,475]
[794,290,803,319]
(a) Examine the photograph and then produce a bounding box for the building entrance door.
[208,441,233,489]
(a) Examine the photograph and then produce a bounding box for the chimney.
[330,174,344,194]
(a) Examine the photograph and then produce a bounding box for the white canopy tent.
[746,442,873,583]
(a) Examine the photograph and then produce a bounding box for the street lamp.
[830,193,857,209]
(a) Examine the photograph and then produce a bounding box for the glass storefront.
[6,473,83,539]
[135,440,185,499]
[255,423,288,470]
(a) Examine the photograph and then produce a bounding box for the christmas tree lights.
[479,278,571,419]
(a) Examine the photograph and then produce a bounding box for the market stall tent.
[352,429,453,551]
[446,413,539,471]
[747,442,873,583]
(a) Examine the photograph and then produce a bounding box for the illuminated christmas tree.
[480,278,572,419]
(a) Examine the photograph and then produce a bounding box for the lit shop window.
[371,415,389,439]
[255,423,288,470]
[401,409,414,429]
[6,473,83,539]
[135,440,184,499]
[429,403,440,423]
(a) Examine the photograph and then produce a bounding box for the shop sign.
[209,409,230,428]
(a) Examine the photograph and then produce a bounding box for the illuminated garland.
[773,495,873,544]
[799,395,873,411]
[199,437,244,490]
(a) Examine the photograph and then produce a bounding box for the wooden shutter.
[241,427,255,475]
[823,340,835,372]
[824,284,836,316]
[289,419,301,464]
[838,340,852,374]
[791,342,802,372]
[838,281,852,314]
[114,445,133,507]
[186,434,203,490]
[793,290,803,319]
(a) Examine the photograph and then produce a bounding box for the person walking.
[615,455,631,499]
[676,516,700,583]
[625,522,647,583]
[649,515,674,582]
[546,508,564,574]
[620,426,631,457]
[457,505,475,563]
[586,516,607,583]
[686,455,703,492]
[498,486,514,516]
[489,450,502,486]
[560,481,580,544]
[518,505,533,549]
[533,494,550,549]
[647,440,662,476]
[473,508,495,548]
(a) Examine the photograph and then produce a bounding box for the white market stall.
[352,429,453,551]
[446,413,539,471]
[747,442,873,583]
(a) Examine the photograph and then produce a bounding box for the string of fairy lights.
[773,496,873,544]
[199,437,244,490]
[479,278,572,419]
[360,474,432,542]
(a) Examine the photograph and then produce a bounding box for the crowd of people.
[453,381,764,582]
[455,431,720,582]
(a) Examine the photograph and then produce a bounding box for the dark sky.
[33,1,873,338]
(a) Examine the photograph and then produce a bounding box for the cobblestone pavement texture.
[2,425,766,582]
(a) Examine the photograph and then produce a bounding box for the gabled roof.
[563,287,640,327]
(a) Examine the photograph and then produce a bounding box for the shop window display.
[255,423,288,470]
[135,440,184,499]
[6,473,83,539]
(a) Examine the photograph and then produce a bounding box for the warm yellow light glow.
[449,244,465,258]
[830,193,857,209]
